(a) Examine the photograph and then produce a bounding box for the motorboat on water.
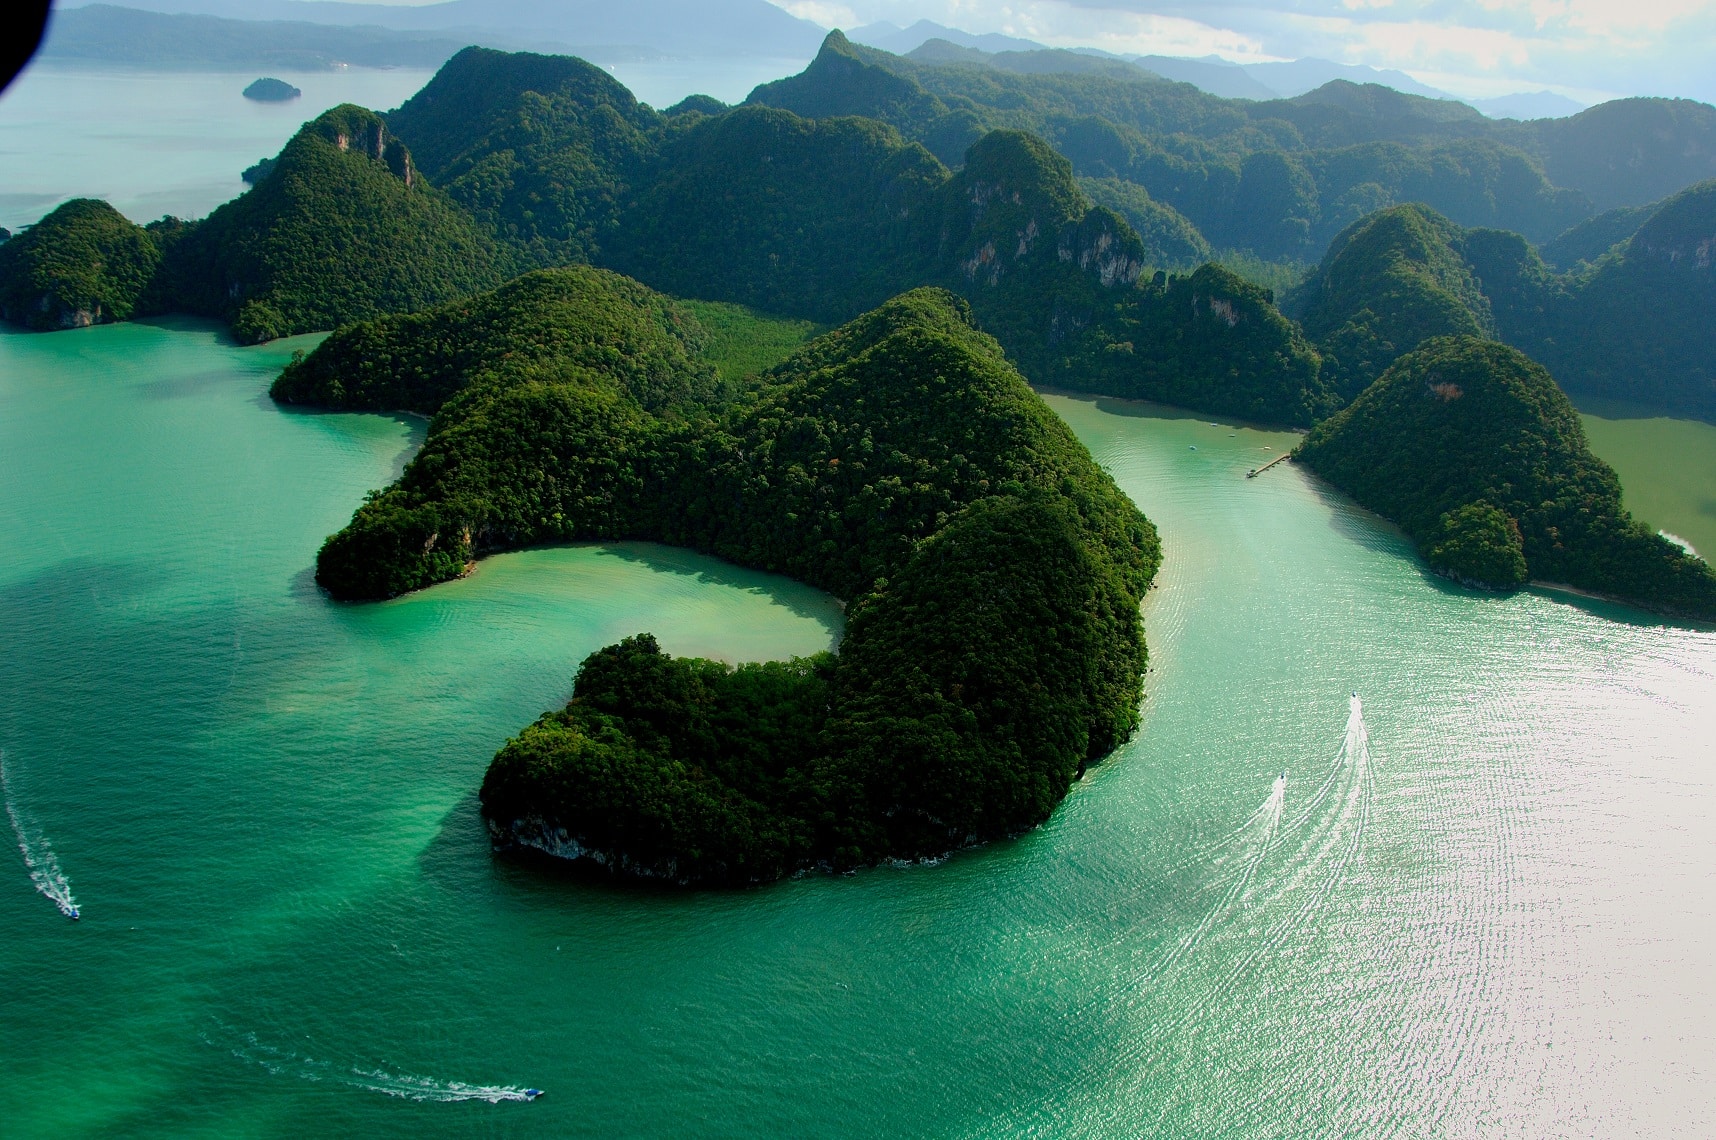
[524,1089,544,1100]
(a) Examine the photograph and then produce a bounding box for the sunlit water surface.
[3,325,1713,1137]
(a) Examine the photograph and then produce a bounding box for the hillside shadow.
[598,540,847,631]
[1033,385,1308,435]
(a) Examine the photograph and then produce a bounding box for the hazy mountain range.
[45,2,1590,119]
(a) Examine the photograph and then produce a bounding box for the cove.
[1576,395,1716,560]
[2,324,1714,1137]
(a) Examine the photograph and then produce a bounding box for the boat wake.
[212,1027,542,1103]
[1,753,80,920]
[1133,694,1377,1040]
[1153,769,1286,976]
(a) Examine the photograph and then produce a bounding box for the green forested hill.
[1509,98,1716,210]
[1290,193,1716,420]
[272,266,724,417]
[747,33,1595,260]
[384,47,661,268]
[1539,202,1657,269]
[541,94,1327,423]
[1076,176,1211,266]
[748,32,1716,263]
[13,42,1715,431]
[1291,204,1497,399]
[280,277,1160,882]
[1297,337,1716,617]
[0,199,162,330]
[156,105,511,342]
[1533,180,1716,418]
[605,105,946,321]
[916,131,1330,421]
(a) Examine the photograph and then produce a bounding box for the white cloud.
[996,6,1265,57]
[773,1,862,25]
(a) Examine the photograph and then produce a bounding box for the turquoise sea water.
[0,58,807,232]
[0,66,439,231]
[3,324,1714,1137]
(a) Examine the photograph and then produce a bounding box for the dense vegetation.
[282,275,1159,882]
[1290,192,1716,420]
[272,266,721,417]
[385,47,661,269]
[1290,204,1496,400]
[0,199,162,330]
[1538,202,1657,269]
[17,42,1716,431]
[1297,337,1716,617]
[605,113,1332,424]
[747,33,1606,260]
[243,78,300,102]
[158,105,511,342]
[1532,180,1716,418]
[605,105,945,321]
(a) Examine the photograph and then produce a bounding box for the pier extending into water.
[1246,452,1293,479]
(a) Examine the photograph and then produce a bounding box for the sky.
[762,0,1716,103]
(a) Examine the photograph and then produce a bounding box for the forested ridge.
[5,39,1713,630]
[1289,192,1716,419]
[747,32,1678,260]
[283,273,1160,882]
[7,40,1715,427]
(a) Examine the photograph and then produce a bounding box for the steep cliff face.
[0,199,160,331]
[934,130,1143,294]
[314,104,416,186]
[918,131,1330,423]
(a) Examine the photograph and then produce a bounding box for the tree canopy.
[280,273,1160,882]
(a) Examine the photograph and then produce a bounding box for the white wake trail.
[1,754,79,919]
[215,1028,541,1103]
[1153,771,1287,976]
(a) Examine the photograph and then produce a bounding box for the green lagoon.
[1577,399,1716,560]
[3,321,1713,1137]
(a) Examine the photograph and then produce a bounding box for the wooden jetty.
[1246,452,1293,479]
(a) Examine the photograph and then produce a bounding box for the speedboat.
[67,906,79,921]
[524,1089,544,1100]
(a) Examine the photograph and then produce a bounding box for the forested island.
[1296,337,1716,616]
[5,34,1716,878]
[243,78,301,102]
[278,274,1160,882]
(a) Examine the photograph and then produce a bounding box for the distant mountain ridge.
[56,2,1590,121]
[59,0,827,58]
[8,41,1715,431]
[42,5,471,70]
